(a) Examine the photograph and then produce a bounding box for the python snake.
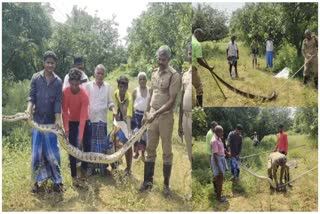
[208,69,277,101]
[3,112,150,164]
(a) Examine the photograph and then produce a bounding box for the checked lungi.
[230,157,241,178]
[91,121,109,173]
[31,129,62,184]
[131,109,147,153]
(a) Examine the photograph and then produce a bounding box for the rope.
[273,55,315,93]
[278,166,318,188]
[241,144,306,159]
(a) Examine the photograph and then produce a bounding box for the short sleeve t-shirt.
[192,35,202,67]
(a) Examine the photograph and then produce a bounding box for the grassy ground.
[198,41,318,107]
[2,71,192,211]
[192,134,318,211]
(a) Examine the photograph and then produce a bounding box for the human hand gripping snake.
[3,112,150,164]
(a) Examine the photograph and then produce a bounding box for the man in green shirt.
[192,28,214,107]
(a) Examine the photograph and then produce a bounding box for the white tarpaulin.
[274,67,291,79]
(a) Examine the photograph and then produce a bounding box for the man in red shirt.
[274,124,288,155]
[62,68,91,186]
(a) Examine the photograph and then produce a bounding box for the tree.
[192,3,228,41]
[293,107,318,137]
[280,3,318,56]
[48,6,126,78]
[2,3,53,80]
[127,2,192,76]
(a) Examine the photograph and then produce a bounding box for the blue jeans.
[266,51,273,68]
[230,157,240,178]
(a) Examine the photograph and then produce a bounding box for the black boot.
[139,161,155,192]
[303,76,309,85]
[196,95,203,107]
[163,163,172,197]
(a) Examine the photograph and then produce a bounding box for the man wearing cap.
[26,51,64,193]
[302,29,318,87]
[192,28,214,107]
[140,45,181,197]
[226,124,243,180]
[63,56,89,89]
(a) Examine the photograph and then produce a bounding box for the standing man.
[192,28,214,107]
[178,43,193,164]
[140,45,181,197]
[85,64,117,176]
[226,35,239,78]
[302,29,318,87]
[26,51,63,193]
[251,37,259,68]
[227,124,243,180]
[206,121,218,167]
[266,34,274,68]
[273,124,288,155]
[63,56,88,89]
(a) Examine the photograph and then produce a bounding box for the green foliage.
[192,107,207,140]
[192,3,228,41]
[229,3,318,57]
[2,2,53,80]
[192,107,294,140]
[127,3,192,75]
[293,107,318,138]
[48,6,127,77]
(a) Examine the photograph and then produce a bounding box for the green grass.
[192,134,318,211]
[2,73,192,211]
[199,41,318,107]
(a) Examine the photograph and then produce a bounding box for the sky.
[49,0,148,43]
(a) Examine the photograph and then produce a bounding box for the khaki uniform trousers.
[146,109,174,164]
[304,56,318,79]
[192,66,203,96]
[183,111,192,163]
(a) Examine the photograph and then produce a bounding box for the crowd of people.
[207,121,289,203]
[26,45,192,198]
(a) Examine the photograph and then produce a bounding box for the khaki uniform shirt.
[150,66,181,113]
[302,35,318,58]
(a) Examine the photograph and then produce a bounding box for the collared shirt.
[182,67,192,112]
[266,40,273,52]
[150,66,181,113]
[86,81,114,123]
[62,70,88,90]
[227,42,238,57]
[28,70,62,124]
[302,35,318,57]
[192,35,202,67]
[114,89,133,121]
[276,132,288,153]
[211,135,225,156]
[227,130,243,157]
[206,129,214,156]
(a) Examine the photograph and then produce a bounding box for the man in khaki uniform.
[192,28,214,107]
[179,43,193,164]
[140,45,181,197]
[302,29,318,87]
[267,152,288,190]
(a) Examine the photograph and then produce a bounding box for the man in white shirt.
[226,36,239,78]
[85,64,117,175]
[266,34,274,68]
[63,56,88,89]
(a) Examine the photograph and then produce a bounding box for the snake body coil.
[3,112,150,164]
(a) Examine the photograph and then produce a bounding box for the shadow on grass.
[207,191,230,211]
[231,180,248,197]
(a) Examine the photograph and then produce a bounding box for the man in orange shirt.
[274,124,288,155]
[62,68,91,187]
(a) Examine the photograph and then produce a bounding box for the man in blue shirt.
[26,51,63,193]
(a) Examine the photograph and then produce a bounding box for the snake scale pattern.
[3,112,150,164]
